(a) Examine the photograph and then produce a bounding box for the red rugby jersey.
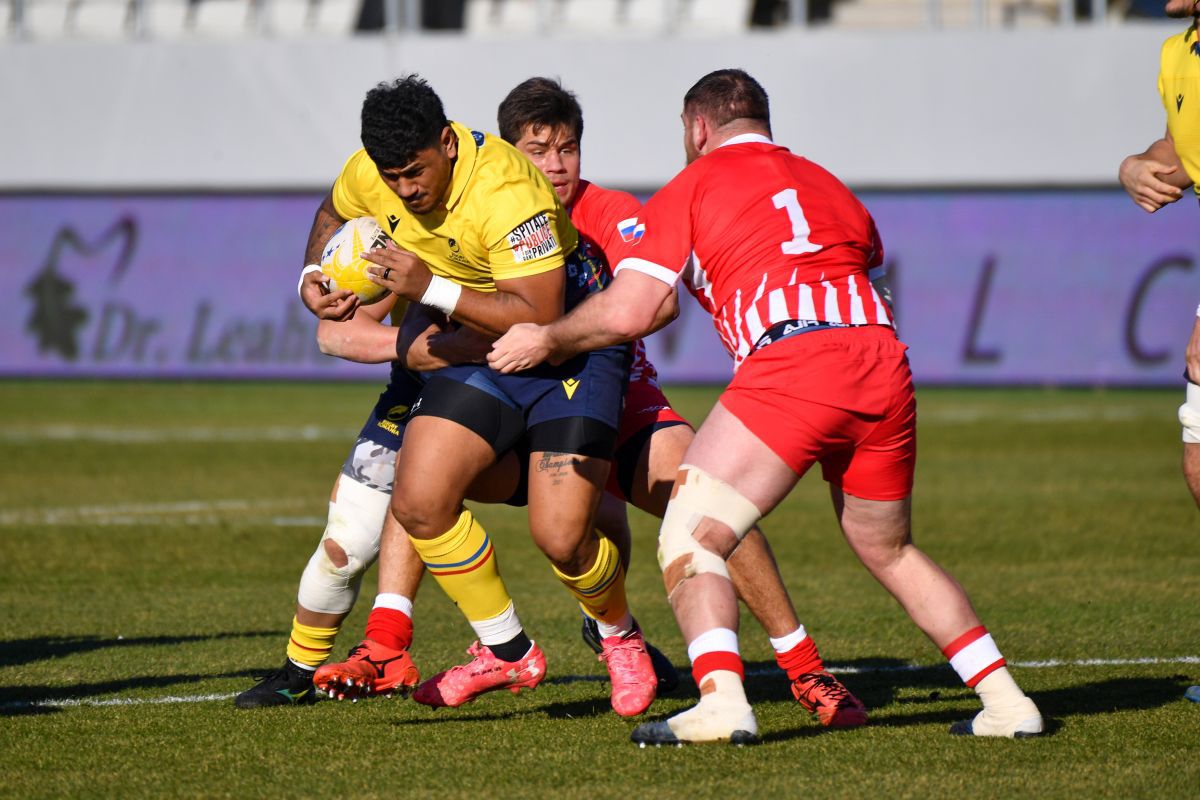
[570,180,660,385]
[612,135,891,369]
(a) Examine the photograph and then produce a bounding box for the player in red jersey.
[490,69,1043,744]
[497,77,866,726]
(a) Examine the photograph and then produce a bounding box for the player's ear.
[441,126,457,159]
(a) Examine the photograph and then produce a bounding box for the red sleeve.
[611,167,698,285]
[592,189,643,257]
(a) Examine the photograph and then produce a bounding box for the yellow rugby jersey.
[330,121,577,292]
[1159,25,1200,195]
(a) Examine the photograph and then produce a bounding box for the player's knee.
[390,491,457,538]
[656,465,761,596]
[322,538,349,569]
[535,533,592,575]
[297,479,386,614]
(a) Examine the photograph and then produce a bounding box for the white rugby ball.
[320,217,391,304]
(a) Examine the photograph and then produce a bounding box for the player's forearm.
[317,318,399,364]
[450,285,563,338]
[544,286,659,361]
[1143,138,1192,188]
[304,193,344,266]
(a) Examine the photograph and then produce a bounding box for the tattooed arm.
[298,191,360,320]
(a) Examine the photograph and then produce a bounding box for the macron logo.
[617,217,645,245]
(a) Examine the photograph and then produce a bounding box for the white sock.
[596,611,635,639]
[470,601,525,647]
[768,625,808,654]
[287,658,316,672]
[373,593,414,617]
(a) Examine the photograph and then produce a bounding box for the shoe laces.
[796,671,851,705]
[599,634,646,667]
[250,666,288,684]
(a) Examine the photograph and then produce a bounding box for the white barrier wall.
[0,24,1182,190]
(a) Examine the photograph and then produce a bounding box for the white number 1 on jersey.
[772,188,823,255]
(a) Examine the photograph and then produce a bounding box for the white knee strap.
[657,465,762,584]
[1180,383,1200,444]
[297,477,389,614]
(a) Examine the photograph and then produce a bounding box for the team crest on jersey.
[472,130,486,147]
[507,214,558,262]
[617,217,645,245]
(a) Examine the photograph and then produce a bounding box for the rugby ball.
[320,217,391,305]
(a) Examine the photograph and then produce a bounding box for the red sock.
[775,636,824,681]
[364,607,413,651]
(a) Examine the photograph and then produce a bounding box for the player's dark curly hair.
[360,75,450,169]
[496,77,584,146]
[683,69,771,134]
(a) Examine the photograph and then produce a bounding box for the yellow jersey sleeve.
[1159,26,1200,194]
[330,149,379,221]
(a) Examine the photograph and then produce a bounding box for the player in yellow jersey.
[1119,0,1200,706]
[299,76,659,714]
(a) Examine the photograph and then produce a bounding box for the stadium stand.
[0,0,1157,40]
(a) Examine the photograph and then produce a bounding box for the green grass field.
[1,381,1197,799]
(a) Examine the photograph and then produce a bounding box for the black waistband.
[753,319,852,352]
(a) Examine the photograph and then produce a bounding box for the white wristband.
[1195,302,1200,318]
[420,274,462,316]
[298,264,325,299]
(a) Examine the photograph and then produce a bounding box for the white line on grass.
[0,500,323,528]
[5,655,1195,712]
[0,425,356,444]
[0,405,1165,446]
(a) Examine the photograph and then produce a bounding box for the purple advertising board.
[1,191,1197,385]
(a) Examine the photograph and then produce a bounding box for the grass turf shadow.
[0,631,281,668]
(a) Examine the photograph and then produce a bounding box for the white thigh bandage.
[657,465,762,586]
[1180,383,1200,444]
[297,477,389,614]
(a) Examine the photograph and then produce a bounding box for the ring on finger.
[382,267,391,280]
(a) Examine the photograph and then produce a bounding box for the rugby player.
[299,75,658,715]
[490,69,1044,744]
[1118,0,1200,704]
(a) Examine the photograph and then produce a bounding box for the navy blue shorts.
[356,365,424,450]
[432,344,628,430]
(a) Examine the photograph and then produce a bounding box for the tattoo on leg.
[535,452,582,487]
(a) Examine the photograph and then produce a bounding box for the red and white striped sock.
[942,625,1005,687]
[687,628,745,690]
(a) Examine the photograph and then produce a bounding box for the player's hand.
[1186,318,1200,384]
[300,270,359,320]
[1119,155,1184,213]
[488,323,553,373]
[364,241,433,301]
[429,326,493,365]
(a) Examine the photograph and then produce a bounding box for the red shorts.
[719,326,916,501]
[605,377,691,501]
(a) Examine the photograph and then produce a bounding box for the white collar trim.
[716,133,774,149]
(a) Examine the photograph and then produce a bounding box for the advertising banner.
[2,191,1198,386]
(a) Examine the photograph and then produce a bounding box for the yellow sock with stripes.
[286,616,339,669]
[409,508,513,623]
[552,534,630,627]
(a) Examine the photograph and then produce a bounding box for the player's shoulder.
[1162,24,1197,60]
[575,180,641,218]
[336,148,378,182]
[463,124,541,182]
